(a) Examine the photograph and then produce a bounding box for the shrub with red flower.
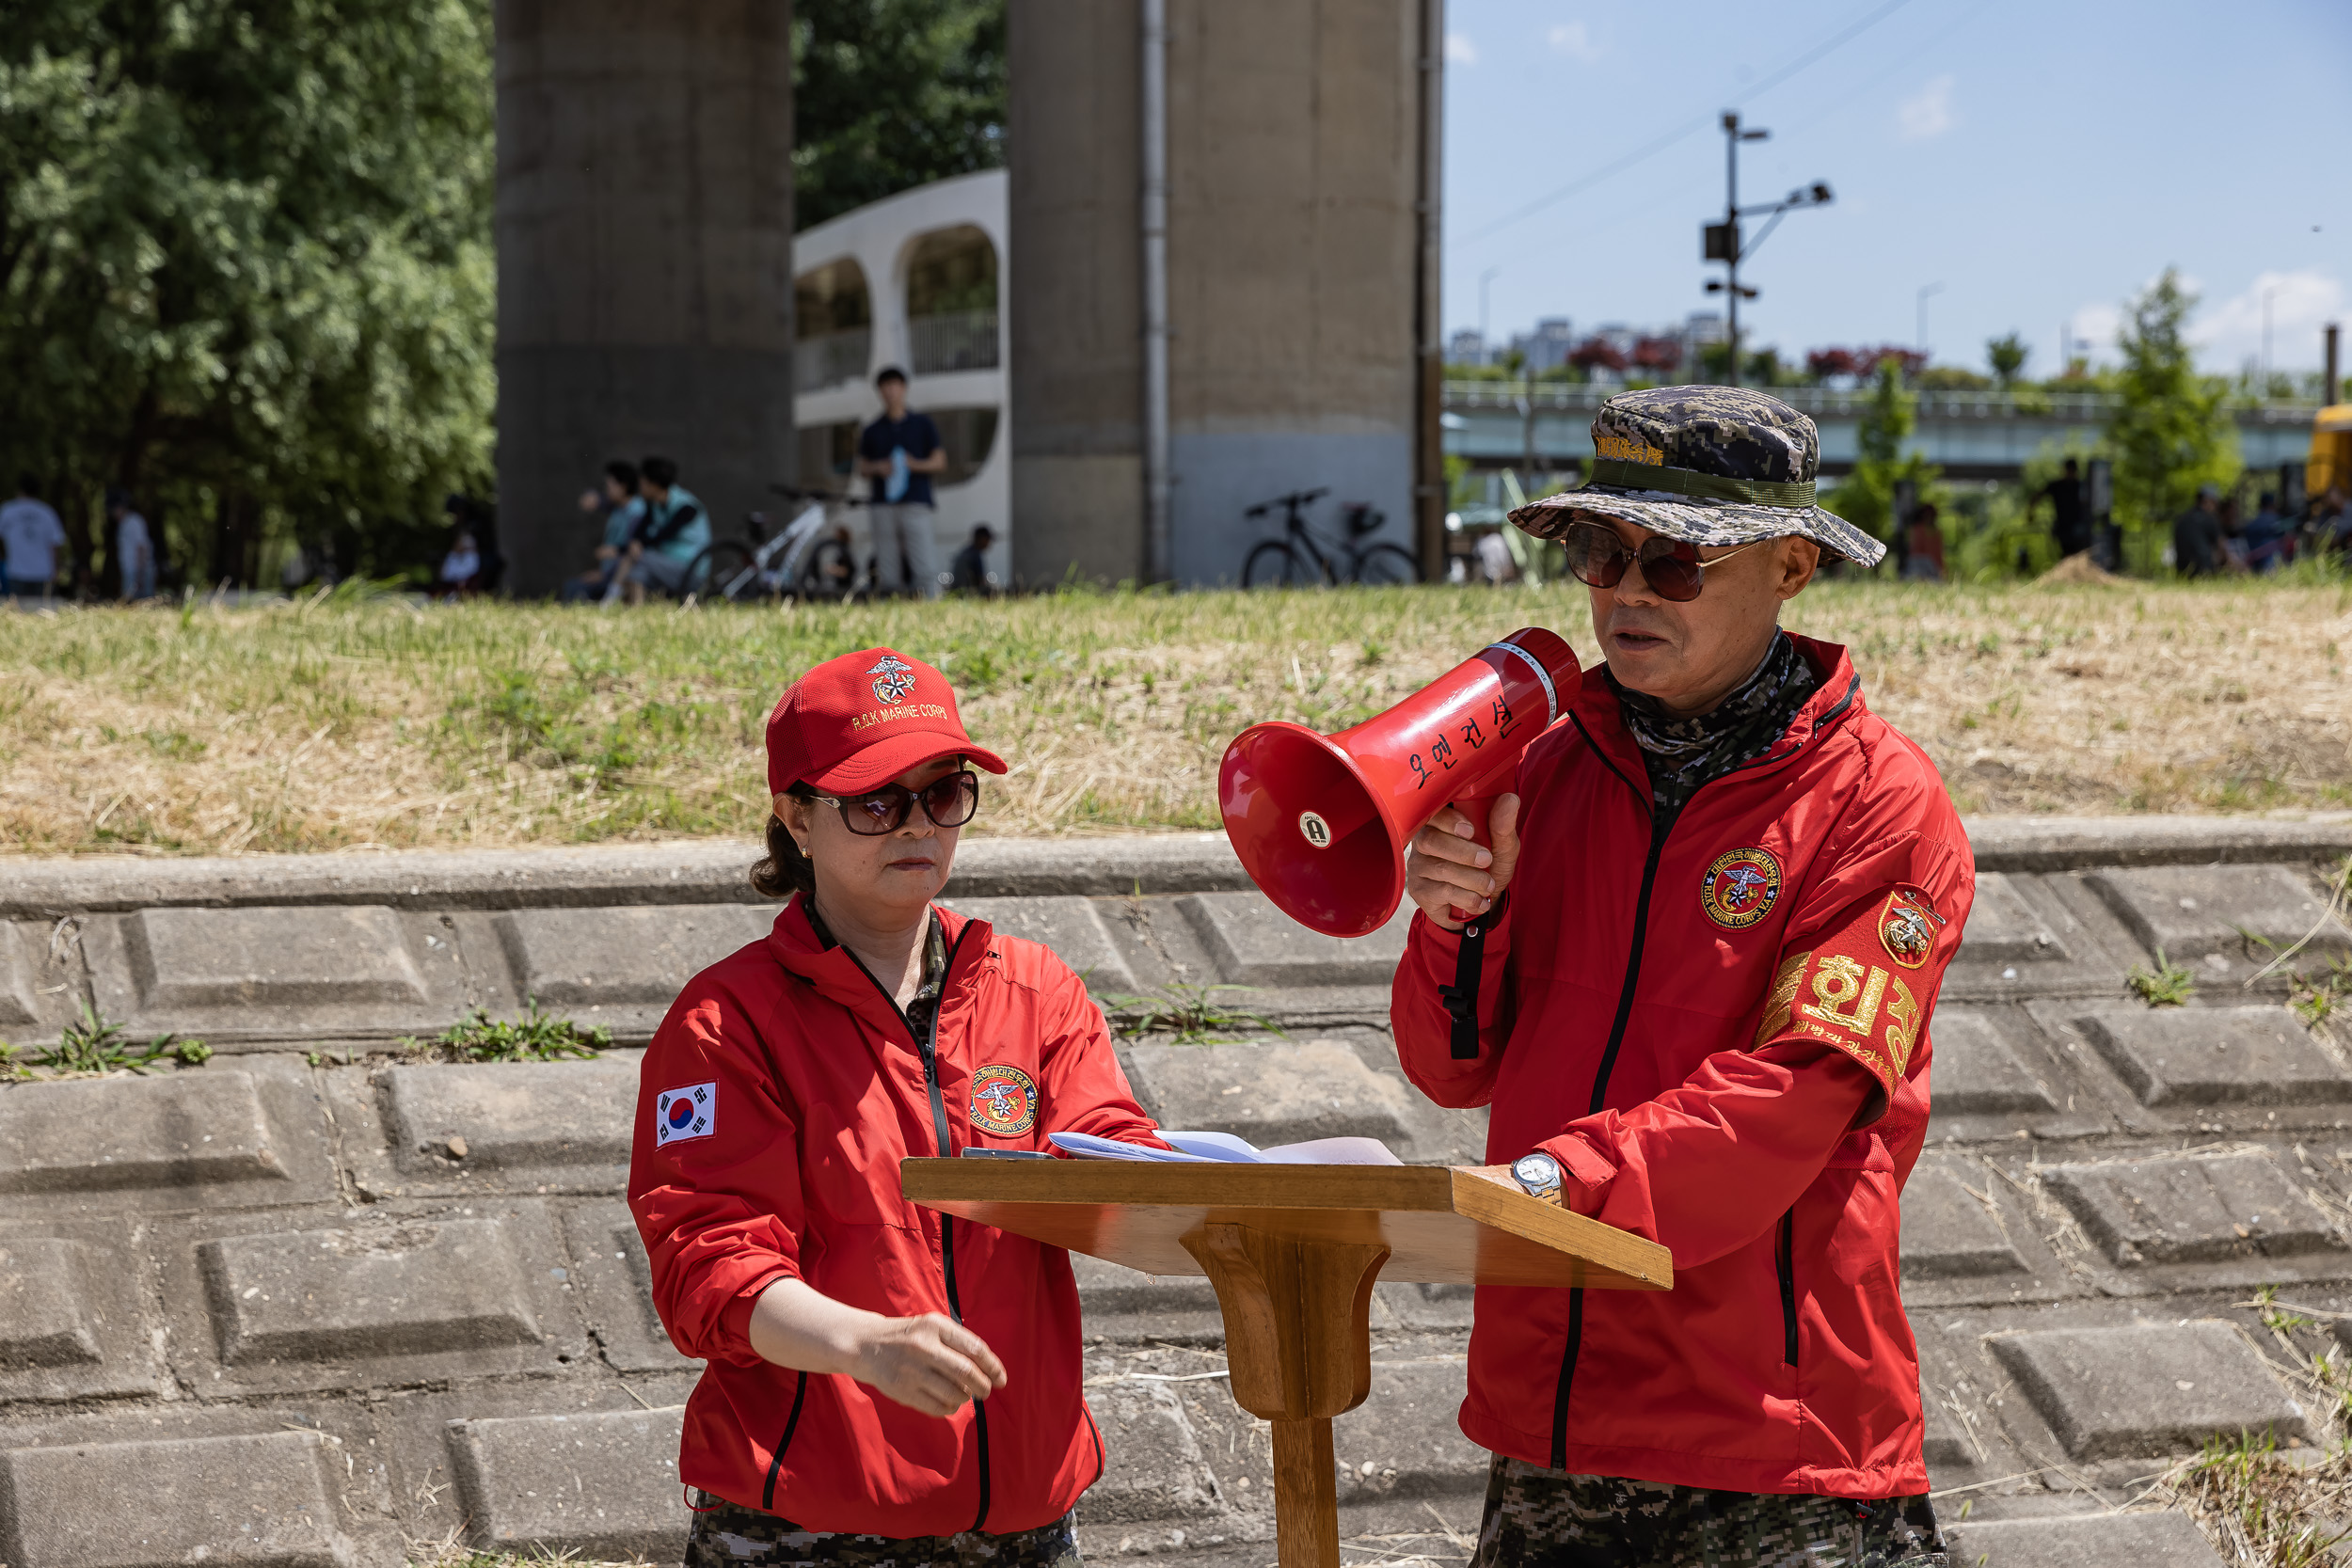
[1568,337,1629,372]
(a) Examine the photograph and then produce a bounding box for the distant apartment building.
[1448,328,1489,366]
[1511,317,1577,372]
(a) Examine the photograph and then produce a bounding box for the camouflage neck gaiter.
[1607,630,1818,820]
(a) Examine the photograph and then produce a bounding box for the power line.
[1452,0,1924,246]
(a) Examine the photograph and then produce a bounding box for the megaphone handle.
[1444,791,1502,927]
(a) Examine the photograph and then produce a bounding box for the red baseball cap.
[764,647,1009,796]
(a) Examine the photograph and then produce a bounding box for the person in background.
[109,489,155,601]
[950,524,996,594]
[859,367,947,599]
[2242,491,2291,573]
[564,460,644,603]
[630,648,1167,1562]
[0,475,69,603]
[2040,457,2090,559]
[2172,484,2225,578]
[2216,496,2250,573]
[437,531,484,598]
[619,455,709,604]
[2315,485,2351,558]
[1472,525,1517,586]
[1901,500,1946,581]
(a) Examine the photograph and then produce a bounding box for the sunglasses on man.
[1560,518,1768,603]
[804,769,981,835]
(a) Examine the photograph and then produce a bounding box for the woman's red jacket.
[628,897,1163,1536]
[1392,636,1975,1498]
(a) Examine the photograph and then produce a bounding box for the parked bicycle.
[687,485,862,604]
[1239,488,1420,588]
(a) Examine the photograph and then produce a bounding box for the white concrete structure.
[792,170,1009,587]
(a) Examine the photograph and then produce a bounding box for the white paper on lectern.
[1047,1130,1404,1165]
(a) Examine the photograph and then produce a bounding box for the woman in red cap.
[628,647,1165,1566]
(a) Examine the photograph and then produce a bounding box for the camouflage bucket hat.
[1508,385,1887,567]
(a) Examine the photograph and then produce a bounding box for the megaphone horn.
[1217,627,1583,939]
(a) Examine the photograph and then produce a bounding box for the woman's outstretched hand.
[1403,794,1522,931]
[749,1278,1007,1418]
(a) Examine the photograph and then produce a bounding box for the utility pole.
[1916,282,1944,357]
[1702,112,1831,388]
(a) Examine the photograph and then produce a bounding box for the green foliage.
[1096,983,1283,1046]
[0,0,498,590]
[1986,332,2029,388]
[5,1003,212,1077]
[2127,947,2198,1006]
[2106,270,2242,564]
[1915,366,1992,391]
[1824,359,1944,556]
[794,0,1006,230]
[400,1000,611,1063]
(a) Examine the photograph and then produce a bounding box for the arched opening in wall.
[795,259,871,392]
[928,407,1000,487]
[905,227,998,374]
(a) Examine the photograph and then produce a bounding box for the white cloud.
[1897,75,1957,141]
[1445,32,1478,66]
[2192,268,2346,370]
[1546,22,1600,61]
[2067,302,2122,365]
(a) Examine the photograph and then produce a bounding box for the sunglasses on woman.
[1560,519,1767,603]
[806,769,981,835]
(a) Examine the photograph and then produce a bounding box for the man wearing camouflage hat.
[1392,387,1974,1565]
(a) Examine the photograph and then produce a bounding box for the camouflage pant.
[685,1493,1081,1568]
[1470,1458,1947,1568]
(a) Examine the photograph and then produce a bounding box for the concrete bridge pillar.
[494,1,793,595]
[1010,1,1437,587]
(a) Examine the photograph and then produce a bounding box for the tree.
[1824,356,1942,556]
[1568,337,1629,374]
[794,0,1007,230]
[1630,336,1683,376]
[1986,332,2029,388]
[0,0,496,590]
[1805,347,1859,384]
[2105,269,2238,556]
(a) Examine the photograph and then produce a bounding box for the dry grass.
[3,578,2350,859]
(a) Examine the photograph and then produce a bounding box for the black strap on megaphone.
[1439,895,1503,1059]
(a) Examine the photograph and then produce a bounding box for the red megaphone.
[1218,628,1582,939]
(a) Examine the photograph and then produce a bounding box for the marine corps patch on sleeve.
[1876,887,1946,969]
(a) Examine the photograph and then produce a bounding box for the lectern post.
[901,1161,1670,1568]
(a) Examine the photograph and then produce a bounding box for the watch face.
[1513,1153,1558,1188]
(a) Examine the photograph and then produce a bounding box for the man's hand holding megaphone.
[1405,795,1522,931]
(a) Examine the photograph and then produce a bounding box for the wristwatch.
[1511,1151,1564,1206]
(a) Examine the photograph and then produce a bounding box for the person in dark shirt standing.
[2041,457,2090,558]
[858,367,947,599]
[2172,484,2226,578]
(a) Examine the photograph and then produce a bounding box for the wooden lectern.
[903,1160,1671,1568]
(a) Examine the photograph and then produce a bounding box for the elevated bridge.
[1443,381,2320,483]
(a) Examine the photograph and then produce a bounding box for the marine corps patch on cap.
[969,1064,1039,1137]
[1699,847,1782,929]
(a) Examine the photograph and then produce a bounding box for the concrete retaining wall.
[4,819,2349,1567]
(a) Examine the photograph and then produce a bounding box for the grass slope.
[4,580,2349,858]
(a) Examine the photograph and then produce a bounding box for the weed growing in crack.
[1096,982,1284,1046]
[0,1003,212,1081]
[2128,947,2198,1006]
[399,999,611,1063]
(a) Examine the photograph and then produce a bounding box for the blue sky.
[1441,0,2352,376]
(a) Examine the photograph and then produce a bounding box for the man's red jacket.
[1392,635,1974,1498]
[628,897,1163,1536]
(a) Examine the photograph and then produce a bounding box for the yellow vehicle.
[2312,403,2352,499]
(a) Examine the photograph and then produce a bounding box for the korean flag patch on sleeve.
[655,1083,718,1147]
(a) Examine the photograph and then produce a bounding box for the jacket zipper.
[1542,686,1852,1467]
[1776,1209,1800,1367]
[1549,749,1678,1470]
[843,922,992,1532]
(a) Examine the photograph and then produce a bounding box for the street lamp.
[1701,111,1833,388]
